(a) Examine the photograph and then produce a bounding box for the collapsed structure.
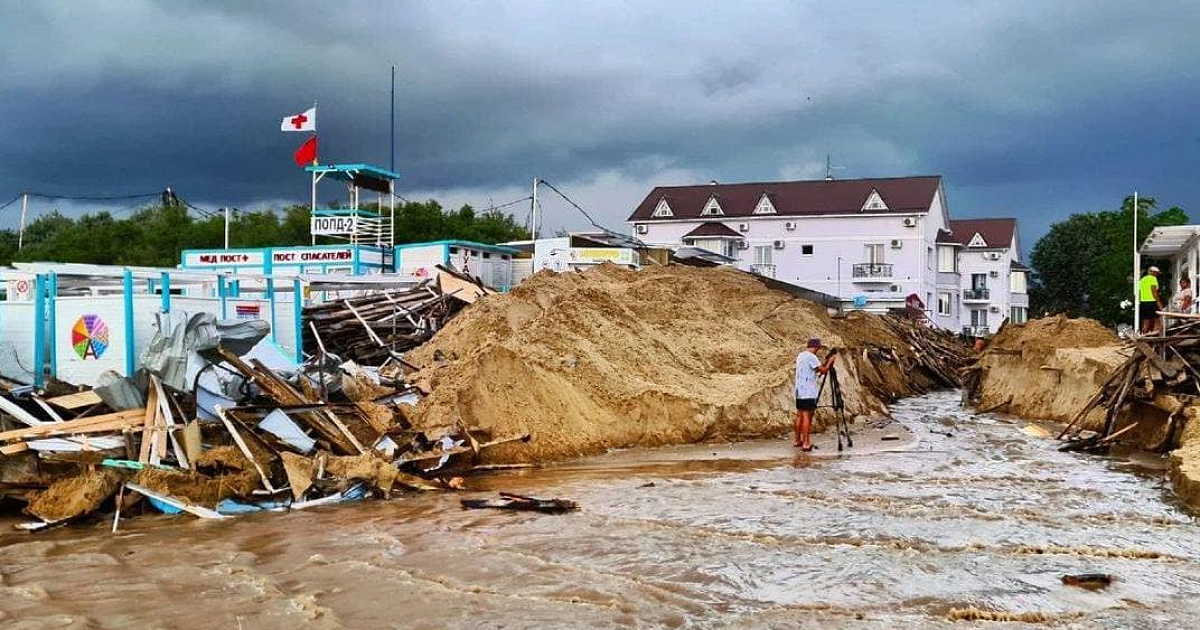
[0,263,971,529]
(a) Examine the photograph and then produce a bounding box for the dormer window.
[861,189,888,212]
[652,198,673,218]
[967,232,987,248]
[753,193,776,215]
[701,195,724,216]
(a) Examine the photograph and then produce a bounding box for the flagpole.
[390,65,396,174]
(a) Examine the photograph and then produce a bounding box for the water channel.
[2,390,1198,628]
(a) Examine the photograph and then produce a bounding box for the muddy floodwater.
[3,390,1200,629]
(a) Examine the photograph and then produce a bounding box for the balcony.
[962,325,991,338]
[749,263,776,278]
[963,288,991,302]
[851,263,893,282]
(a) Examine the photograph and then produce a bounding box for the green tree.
[1,199,529,268]
[1030,195,1188,325]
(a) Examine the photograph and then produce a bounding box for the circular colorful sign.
[71,314,110,360]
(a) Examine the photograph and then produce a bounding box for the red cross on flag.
[280,107,316,132]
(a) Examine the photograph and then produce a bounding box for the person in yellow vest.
[1139,266,1164,335]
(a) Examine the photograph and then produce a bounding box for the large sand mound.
[972,315,1124,423]
[406,264,961,463]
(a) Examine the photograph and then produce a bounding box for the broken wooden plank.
[46,390,104,411]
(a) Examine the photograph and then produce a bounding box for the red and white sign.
[281,107,317,132]
[4,275,35,302]
[182,251,266,268]
[271,247,354,265]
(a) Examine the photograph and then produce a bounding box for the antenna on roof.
[824,154,845,181]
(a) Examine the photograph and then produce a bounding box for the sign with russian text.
[310,215,358,235]
[182,251,265,268]
[270,248,354,265]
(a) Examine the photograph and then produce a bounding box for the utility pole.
[531,178,539,239]
[223,207,234,249]
[1133,191,1140,332]
[17,192,28,251]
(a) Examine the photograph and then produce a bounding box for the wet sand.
[2,391,1198,629]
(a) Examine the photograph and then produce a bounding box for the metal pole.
[224,207,231,249]
[531,178,539,239]
[1133,191,1140,332]
[837,256,842,311]
[17,193,28,251]
[390,64,396,174]
[311,171,317,246]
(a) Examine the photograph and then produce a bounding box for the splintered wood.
[302,267,489,363]
[1060,319,1200,452]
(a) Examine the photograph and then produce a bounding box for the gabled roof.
[629,176,942,221]
[946,218,1017,249]
[682,222,742,239]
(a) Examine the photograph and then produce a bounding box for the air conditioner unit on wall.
[739,223,749,232]
[890,239,903,249]
[985,252,1001,261]
[635,224,648,234]
[785,221,797,231]
[737,240,750,250]
[889,284,900,292]
[989,306,1000,313]
[902,217,916,227]
[989,270,999,278]
[773,240,786,250]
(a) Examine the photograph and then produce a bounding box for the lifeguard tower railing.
[307,163,400,247]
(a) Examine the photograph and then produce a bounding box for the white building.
[1140,224,1200,314]
[942,218,1029,336]
[627,176,1027,335]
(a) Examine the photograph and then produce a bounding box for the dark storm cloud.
[1,0,1198,247]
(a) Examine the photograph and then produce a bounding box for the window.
[753,246,772,265]
[926,246,934,269]
[753,194,776,215]
[801,244,814,256]
[861,189,888,212]
[701,196,724,216]
[971,309,989,327]
[652,198,673,218]
[482,252,491,259]
[449,247,459,254]
[971,273,987,290]
[937,292,952,316]
[864,243,885,264]
[937,246,957,272]
[1010,271,1028,294]
[1010,306,1028,324]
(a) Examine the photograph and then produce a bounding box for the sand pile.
[970,316,1125,424]
[405,264,962,463]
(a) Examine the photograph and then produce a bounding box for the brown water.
[2,390,1199,629]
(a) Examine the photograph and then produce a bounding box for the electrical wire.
[536,179,649,249]
[25,191,161,202]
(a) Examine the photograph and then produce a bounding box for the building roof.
[1010,259,1030,271]
[934,229,960,245]
[682,222,743,239]
[946,218,1017,248]
[628,176,942,222]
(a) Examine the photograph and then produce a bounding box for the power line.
[484,195,532,213]
[536,179,648,248]
[25,191,161,202]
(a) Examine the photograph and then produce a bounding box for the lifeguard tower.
[307,163,400,247]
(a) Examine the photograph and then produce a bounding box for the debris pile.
[0,272,524,531]
[1058,317,1200,453]
[303,266,493,364]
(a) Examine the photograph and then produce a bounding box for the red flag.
[293,136,318,167]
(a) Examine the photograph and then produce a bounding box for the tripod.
[816,365,854,452]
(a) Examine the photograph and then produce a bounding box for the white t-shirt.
[795,351,822,399]
[1173,287,1194,312]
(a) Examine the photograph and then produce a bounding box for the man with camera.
[794,338,838,452]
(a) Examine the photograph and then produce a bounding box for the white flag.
[280,107,316,132]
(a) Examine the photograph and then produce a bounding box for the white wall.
[639,211,936,314]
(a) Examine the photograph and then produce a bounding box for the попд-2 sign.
[310,215,358,235]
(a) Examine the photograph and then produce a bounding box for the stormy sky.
[2,1,1198,250]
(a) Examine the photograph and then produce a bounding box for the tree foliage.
[1029,195,1189,325]
[0,200,529,267]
